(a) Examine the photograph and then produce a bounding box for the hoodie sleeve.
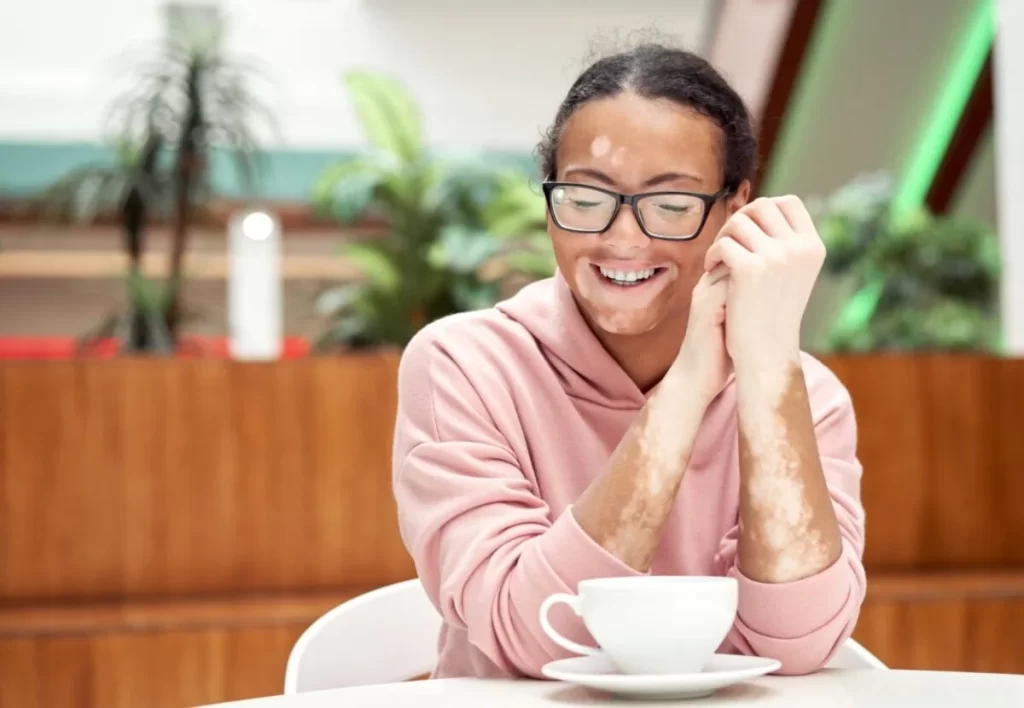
[391,325,644,678]
[716,357,867,675]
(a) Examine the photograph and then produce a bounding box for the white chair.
[284,579,443,693]
[827,638,887,669]
[284,579,885,693]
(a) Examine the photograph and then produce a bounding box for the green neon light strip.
[833,0,995,338]
[892,0,995,216]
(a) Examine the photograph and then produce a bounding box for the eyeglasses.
[542,181,730,241]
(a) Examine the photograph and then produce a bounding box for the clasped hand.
[705,195,825,371]
[676,195,825,402]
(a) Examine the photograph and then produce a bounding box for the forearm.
[734,352,842,583]
[573,360,710,572]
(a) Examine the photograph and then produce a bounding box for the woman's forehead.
[555,94,722,184]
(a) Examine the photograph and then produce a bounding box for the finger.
[692,265,729,316]
[772,195,816,235]
[743,198,795,240]
[704,236,754,273]
[701,272,729,314]
[705,263,729,283]
[717,212,774,253]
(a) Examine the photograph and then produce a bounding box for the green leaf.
[482,175,548,239]
[141,307,174,353]
[451,279,500,312]
[486,211,541,239]
[312,158,388,222]
[422,156,504,215]
[313,310,376,351]
[430,225,503,274]
[315,282,367,318]
[343,70,423,162]
[339,240,401,291]
[505,249,556,278]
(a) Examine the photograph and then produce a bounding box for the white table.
[201,669,1024,707]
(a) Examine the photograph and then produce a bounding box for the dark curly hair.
[536,43,758,194]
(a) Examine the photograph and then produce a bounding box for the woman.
[392,43,865,680]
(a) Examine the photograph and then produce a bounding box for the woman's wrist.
[660,358,719,417]
[732,345,801,390]
[732,354,804,428]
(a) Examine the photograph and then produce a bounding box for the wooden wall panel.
[3,355,1024,601]
[0,593,349,708]
[0,625,300,708]
[2,355,1022,708]
[991,361,1024,553]
[855,595,1024,673]
[854,571,1024,672]
[0,583,1021,708]
[0,357,415,602]
[820,356,1024,569]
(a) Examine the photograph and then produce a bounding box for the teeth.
[598,266,657,284]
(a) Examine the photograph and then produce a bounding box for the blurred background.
[1,0,1022,705]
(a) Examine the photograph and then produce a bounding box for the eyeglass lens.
[549,184,706,239]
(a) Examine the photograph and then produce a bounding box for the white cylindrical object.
[996,0,1024,353]
[227,209,282,360]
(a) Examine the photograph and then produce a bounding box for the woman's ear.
[726,180,752,214]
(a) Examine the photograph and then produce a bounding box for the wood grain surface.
[2,354,1023,708]
[857,570,1024,673]
[0,575,1021,708]
[823,355,1024,569]
[3,355,1023,600]
[0,356,414,601]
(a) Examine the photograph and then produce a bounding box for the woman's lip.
[590,261,668,270]
[589,264,669,277]
[589,263,669,288]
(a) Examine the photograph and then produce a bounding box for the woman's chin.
[586,306,663,336]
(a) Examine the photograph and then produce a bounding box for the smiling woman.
[390,42,865,681]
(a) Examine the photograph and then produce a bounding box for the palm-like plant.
[38,6,273,352]
[312,71,554,351]
[39,131,177,351]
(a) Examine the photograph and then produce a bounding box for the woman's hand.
[674,264,731,406]
[701,198,843,589]
[703,195,825,373]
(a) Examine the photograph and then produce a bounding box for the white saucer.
[541,652,781,700]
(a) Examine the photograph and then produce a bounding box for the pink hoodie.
[392,272,866,679]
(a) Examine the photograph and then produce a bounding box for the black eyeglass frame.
[541,180,732,242]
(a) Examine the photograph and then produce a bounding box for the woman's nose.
[603,206,649,250]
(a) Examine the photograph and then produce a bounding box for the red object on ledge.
[0,337,312,359]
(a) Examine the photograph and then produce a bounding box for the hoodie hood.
[495,271,647,410]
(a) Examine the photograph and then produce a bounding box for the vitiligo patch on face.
[610,146,629,169]
[590,135,611,158]
[572,262,663,335]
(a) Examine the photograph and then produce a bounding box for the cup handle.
[539,593,602,657]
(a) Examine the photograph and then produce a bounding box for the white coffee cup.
[539,576,738,675]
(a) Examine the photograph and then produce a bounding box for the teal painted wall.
[0,141,538,203]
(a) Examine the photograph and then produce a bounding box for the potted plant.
[311,71,553,352]
[37,4,274,354]
[829,209,1000,352]
[803,173,1001,353]
[802,173,894,351]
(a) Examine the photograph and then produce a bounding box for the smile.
[594,265,666,286]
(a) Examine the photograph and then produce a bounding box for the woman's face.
[548,92,749,337]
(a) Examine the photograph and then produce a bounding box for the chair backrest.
[284,579,443,694]
[827,638,887,669]
[284,580,884,692]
